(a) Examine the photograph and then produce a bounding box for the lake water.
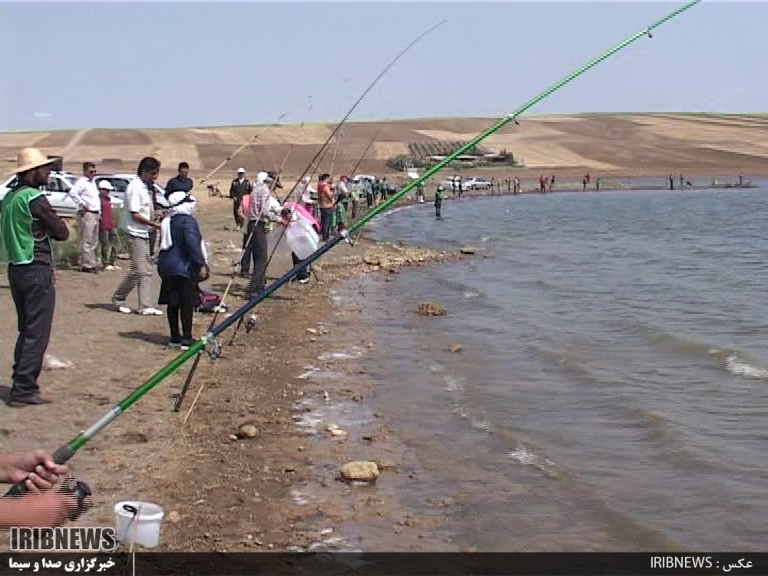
[363,184,768,551]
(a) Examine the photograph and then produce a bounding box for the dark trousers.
[233,196,243,227]
[320,207,333,242]
[435,199,442,218]
[168,305,193,342]
[100,228,118,267]
[8,264,55,399]
[243,221,268,294]
[148,228,157,257]
[292,252,310,281]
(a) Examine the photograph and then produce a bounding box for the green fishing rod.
[4,0,700,498]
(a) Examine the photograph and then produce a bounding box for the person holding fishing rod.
[157,192,210,350]
[0,450,77,527]
[243,172,281,298]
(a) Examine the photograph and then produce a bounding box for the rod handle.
[2,445,76,497]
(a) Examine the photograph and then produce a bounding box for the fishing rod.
[173,95,324,411]
[3,1,701,497]
[173,130,300,412]
[226,20,447,339]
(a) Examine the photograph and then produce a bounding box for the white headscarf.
[160,192,208,263]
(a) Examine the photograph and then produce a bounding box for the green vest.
[1,185,47,265]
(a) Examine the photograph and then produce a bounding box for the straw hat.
[16,148,56,174]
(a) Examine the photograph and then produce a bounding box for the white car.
[94,174,169,209]
[0,172,123,217]
[440,177,471,192]
[464,176,493,190]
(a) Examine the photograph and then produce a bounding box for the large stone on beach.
[418,302,446,316]
[238,424,258,439]
[340,461,379,483]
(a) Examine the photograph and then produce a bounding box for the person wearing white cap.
[0,148,69,406]
[296,175,317,220]
[229,167,252,229]
[68,161,101,273]
[243,171,280,296]
[97,180,120,271]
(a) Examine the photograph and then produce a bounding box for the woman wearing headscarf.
[296,175,317,220]
[157,191,210,350]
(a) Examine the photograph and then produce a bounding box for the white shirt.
[123,178,154,238]
[69,177,101,212]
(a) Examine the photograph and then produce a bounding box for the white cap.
[257,171,268,183]
[97,180,114,190]
[237,167,245,173]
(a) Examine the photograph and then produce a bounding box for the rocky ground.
[0,193,475,552]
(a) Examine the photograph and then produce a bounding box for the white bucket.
[114,501,164,549]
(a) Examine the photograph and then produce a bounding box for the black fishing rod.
[3,1,702,499]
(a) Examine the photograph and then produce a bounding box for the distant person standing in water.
[595,178,601,191]
[739,173,744,187]
[679,174,684,190]
[549,175,555,192]
[669,174,674,190]
[434,184,444,218]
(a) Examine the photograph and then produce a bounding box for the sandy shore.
[0,191,476,552]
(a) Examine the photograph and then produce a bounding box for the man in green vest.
[1,148,69,406]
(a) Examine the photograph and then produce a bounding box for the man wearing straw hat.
[0,148,69,406]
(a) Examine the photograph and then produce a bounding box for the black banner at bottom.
[2,553,766,576]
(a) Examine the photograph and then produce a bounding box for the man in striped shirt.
[243,172,279,297]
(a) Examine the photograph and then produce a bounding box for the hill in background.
[2,114,767,184]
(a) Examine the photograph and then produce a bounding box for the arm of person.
[0,494,77,528]
[128,186,161,229]
[29,197,69,241]
[67,179,84,208]
[0,450,77,528]
[183,220,207,271]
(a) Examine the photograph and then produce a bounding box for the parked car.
[464,176,492,190]
[440,177,471,192]
[0,171,123,217]
[94,174,169,209]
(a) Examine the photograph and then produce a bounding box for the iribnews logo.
[10,527,118,552]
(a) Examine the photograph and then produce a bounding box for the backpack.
[198,289,227,313]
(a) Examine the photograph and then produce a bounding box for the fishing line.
[3,1,700,497]
[225,20,447,340]
[174,98,319,412]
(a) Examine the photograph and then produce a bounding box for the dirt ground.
[0,190,471,552]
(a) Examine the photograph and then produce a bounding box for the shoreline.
[0,180,762,551]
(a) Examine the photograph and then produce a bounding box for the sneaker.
[299,278,310,285]
[168,340,182,349]
[180,339,194,351]
[111,297,131,314]
[104,265,116,271]
[81,267,99,274]
[139,307,164,316]
[113,265,123,270]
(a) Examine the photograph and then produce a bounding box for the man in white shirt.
[68,162,101,273]
[111,157,163,315]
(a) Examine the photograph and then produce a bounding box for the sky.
[1,1,766,131]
